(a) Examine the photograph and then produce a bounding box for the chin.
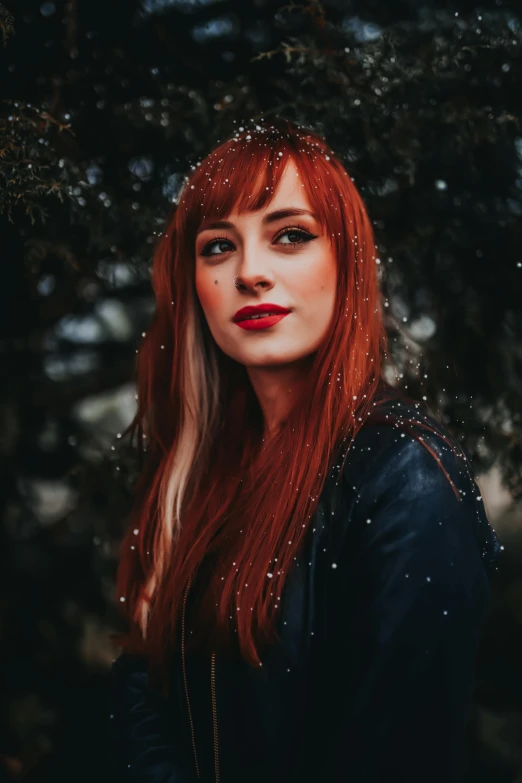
[241,349,312,368]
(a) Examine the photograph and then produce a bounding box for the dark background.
[0,0,521,780]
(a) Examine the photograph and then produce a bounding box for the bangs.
[178,125,340,247]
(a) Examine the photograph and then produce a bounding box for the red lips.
[232,303,291,323]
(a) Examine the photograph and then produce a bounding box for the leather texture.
[109,396,502,782]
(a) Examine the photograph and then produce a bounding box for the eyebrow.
[196,208,317,235]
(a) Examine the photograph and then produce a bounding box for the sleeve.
[109,652,199,783]
[316,432,500,783]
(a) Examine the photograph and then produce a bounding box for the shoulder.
[338,394,501,573]
[343,395,466,494]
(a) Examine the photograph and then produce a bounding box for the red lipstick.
[233,303,291,331]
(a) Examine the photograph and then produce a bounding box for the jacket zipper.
[181,574,220,783]
[210,651,220,783]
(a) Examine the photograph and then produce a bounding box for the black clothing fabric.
[109,398,501,783]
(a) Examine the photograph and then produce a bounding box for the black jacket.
[109,399,501,783]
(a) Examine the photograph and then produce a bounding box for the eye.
[200,236,233,257]
[274,226,317,247]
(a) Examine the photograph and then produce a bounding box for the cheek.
[195,273,224,316]
[295,250,337,300]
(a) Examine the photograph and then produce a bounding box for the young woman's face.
[194,158,338,370]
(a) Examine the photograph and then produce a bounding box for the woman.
[109,118,501,783]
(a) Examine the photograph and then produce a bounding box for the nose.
[233,246,275,293]
[233,274,273,292]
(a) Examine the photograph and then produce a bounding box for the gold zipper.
[210,651,220,783]
[181,574,220,783]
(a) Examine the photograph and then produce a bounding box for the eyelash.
[200,224,317,257]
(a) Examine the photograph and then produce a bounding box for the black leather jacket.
[109,399,501,783]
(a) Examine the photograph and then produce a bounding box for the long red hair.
[113,118,464,694]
